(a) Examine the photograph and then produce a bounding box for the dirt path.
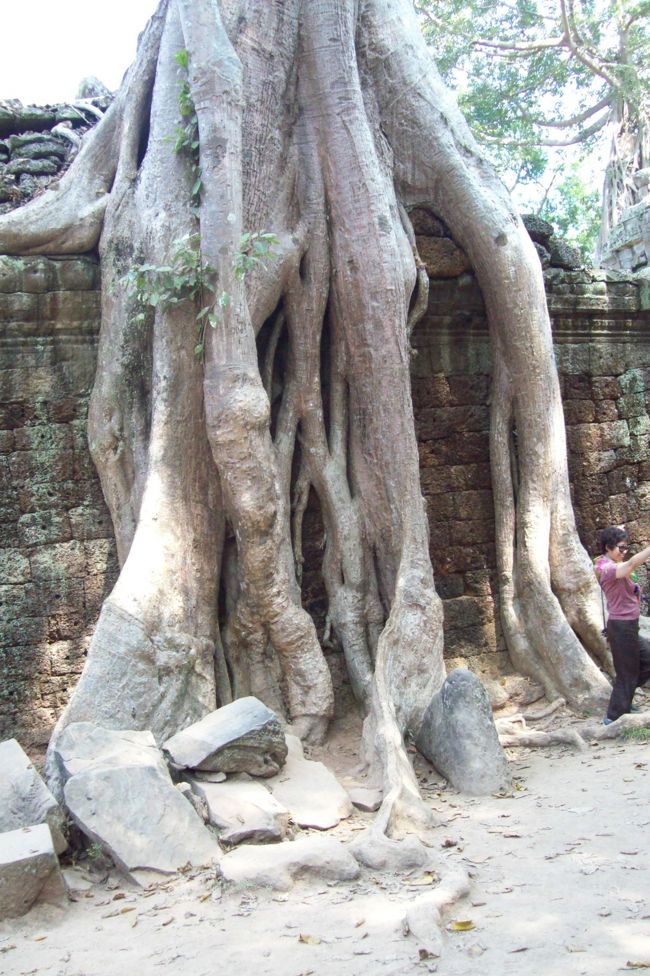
[2,734,649,975]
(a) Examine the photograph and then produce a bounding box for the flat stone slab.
[163,697,287,777]
[186,773,289,845]
[64,762,221,882]
[265,734,352,830]
[0,823,66,918]
[51,723,168,786]
[0,739,67,854]
[219,835,360,890]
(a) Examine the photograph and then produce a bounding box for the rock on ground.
[346,785,383,812]
[64,762,221,883]
[0,823,66,919]
[163,697,287,778]
[50,723,168,786]
[267,735,352,829]
[416,669,512,795]
[0,738,67,854]
[186,773,290,845]
[219,835,360,890]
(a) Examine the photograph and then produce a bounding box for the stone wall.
[1,255,650,750]
[0,256,118,749]
[600,169,650,273]
[413,266,650,674]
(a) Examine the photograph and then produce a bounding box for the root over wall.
[2,254,649,753]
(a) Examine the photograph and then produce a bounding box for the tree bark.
[0,0,612,833]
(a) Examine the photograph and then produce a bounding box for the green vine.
[122,234,216,360]
[122,50,279,361]
[122,232,279,361]
[173,48,202,214]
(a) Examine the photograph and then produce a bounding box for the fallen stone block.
[0,823,66,918]
[267,735,352,829]
[186,773,289,845]
[347,785,383,813]
[416,669,511,796]
[219,835,360,890]
[0,739,67,854]
[163,697,287,778]
[51,723,168,787]
[64,764,221,883]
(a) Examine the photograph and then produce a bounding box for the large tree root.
[402,868,471,959]
[0,0,612,841]
[495,708,650,751]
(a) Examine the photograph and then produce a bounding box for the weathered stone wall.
[413,266,650,675]
[600,169,650,273]
[1,255,650,749]
[0,256,118,749]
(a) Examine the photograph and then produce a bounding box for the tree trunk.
[0,0,611,834]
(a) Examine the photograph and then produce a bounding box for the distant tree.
[416,0,650,259]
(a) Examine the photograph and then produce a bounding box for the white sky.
[0,0,159,105]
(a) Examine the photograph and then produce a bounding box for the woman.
[595,526,650,724]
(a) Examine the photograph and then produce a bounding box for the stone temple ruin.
[1,91,650,919]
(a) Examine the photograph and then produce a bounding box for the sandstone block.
[0,739,67,853]
[416,236,471,278]
[347,785,383,812]
[219,835,359,891]
[163,696,288,778]
[409,207,447,236]
[0,823,66,918]
[416,669,511,795]
[266,735,352,829]
[592,376,621,400]
[617,392,647,419]
[186,773,290,845]
[0,548,30,583]
[29,540,86,581]
[64,763,221,882]
[594,400,619,423]
[563,399,595,424]
[566,423,602,454]
[51,722,168,787]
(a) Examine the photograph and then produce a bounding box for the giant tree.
[417,0,650,259]
[0,0,611,840]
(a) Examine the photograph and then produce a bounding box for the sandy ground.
[2,717,650,976]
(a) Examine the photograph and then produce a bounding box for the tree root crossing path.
[3,727,650,975]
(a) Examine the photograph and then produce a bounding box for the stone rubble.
[0,738,67,854]
[416,668,511,796]
[0,822,66,919]
[163,696,288,778]
[53,724,221,884]
[0,701,395,911]
[266,734,352,830]
[185,773,290,845]
[219,834,360,891]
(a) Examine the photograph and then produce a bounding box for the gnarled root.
[402,868,471,959]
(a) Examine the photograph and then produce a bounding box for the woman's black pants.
[606,617,650,720]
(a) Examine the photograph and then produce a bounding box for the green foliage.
[123,232,280,361]
[416,0,650,245]
[621,726,650,742]
[122,234,217,360]
[172,49,202,214]
[234,231,280,279]
[539,168,601,261]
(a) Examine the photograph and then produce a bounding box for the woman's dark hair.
[601,525,628,553]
